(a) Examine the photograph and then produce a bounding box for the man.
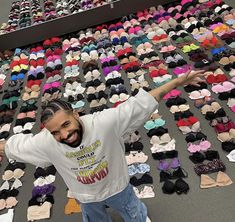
[0,70,205,222]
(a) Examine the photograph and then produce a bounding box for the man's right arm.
[0,132,51,168]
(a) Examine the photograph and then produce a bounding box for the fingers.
[191,82,200,87]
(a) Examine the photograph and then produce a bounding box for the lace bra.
[194,159,226,175]
[128,163,150,176]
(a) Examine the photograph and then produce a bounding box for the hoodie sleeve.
[5,131,52,168]
[95,88,158,136]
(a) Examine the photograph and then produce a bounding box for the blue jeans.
[81,184,147,222]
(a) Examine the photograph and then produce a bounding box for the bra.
[185,132,207,143]
[217,128,235,142]
[150,133,172,145]
[34,165,56,179]
[2,169,24,181]
[147,127,168,137]
[32,184,55,197]
[165,97,187,107]
[177,116,199,126]
[163,89,181,100]
[201,102,221,115]
[130,173,153,186]
[211,81,235,93]
[162,178,189,194]
[194,159,226,176]
[125,141,143,152]
[227,149,235,162]
[13,122,34,134]
[152,150,178,160]
[174,110,193,121]
[144,118,166,130]
[150,139,176,153]
[189,150,220,164]
[160,167,188,182]
[128,163,150,176]
[170,104,190,113]
[200,171,233,188]
[33,175,56,187]
[187,139,211,153]
[133,185,155,199]
[109,93,129,103]
[125,151,148,165]
[158,158,180,171]
[188,89,211,100]
[214,121,235,133]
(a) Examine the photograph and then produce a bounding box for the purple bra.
[103,65,121,75]
[32,184,55,197]
[158,158,180,171]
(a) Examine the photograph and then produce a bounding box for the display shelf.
[0,0,174,50]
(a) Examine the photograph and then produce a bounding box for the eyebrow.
[51,120,70,135]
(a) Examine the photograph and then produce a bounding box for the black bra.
[189,150,220,164]
[185,132,207,143]
[160,167,188,182]
[125,141,143,152]
[28,194,54,207]
[152,150,178,160]
[147,127,168,137]
[130,173,153,186]
[162,178,189,194]
[34,165,56,179]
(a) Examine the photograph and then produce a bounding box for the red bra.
[149,69,167,78]
[214,121,235,133]
[177,116,199,127]
[206,74,228,84]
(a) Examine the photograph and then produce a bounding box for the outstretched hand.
[177,70,206,87]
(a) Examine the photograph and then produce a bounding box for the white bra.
[150,139,176,153]
[34,175,56,187]
[150,133,172,145]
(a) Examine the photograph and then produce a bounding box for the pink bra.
[163,89,181,100]
[187,139,211,153]
[189,89,211,100]
[211,81,235,94]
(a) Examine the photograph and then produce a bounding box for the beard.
[60,121,83,148]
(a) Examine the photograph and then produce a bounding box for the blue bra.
[128,163,150,176]
[211,47,225,55]
[144,118,166,130]
[71,100,85,109]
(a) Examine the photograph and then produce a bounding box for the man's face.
[45,110,83,148]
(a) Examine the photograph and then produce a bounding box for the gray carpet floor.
[0,0,235,222]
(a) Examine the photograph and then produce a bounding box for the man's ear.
[73,110,80,120]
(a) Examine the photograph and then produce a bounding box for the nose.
[60,129,69,140]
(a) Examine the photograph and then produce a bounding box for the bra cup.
[216,171,233,186]
[200,174,217,188]
[192,121,201,132]
[162,180,175,194]
[2,170,14,181]
[14,168,25,179]
[199,140,211,150]
[229,128,235,138]
[217,132,230,142]
[179,125,191,134]
[201,104,213,115]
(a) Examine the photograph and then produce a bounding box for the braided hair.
[41,99,73,124]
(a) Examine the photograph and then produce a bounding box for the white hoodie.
[5,89,158,203]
